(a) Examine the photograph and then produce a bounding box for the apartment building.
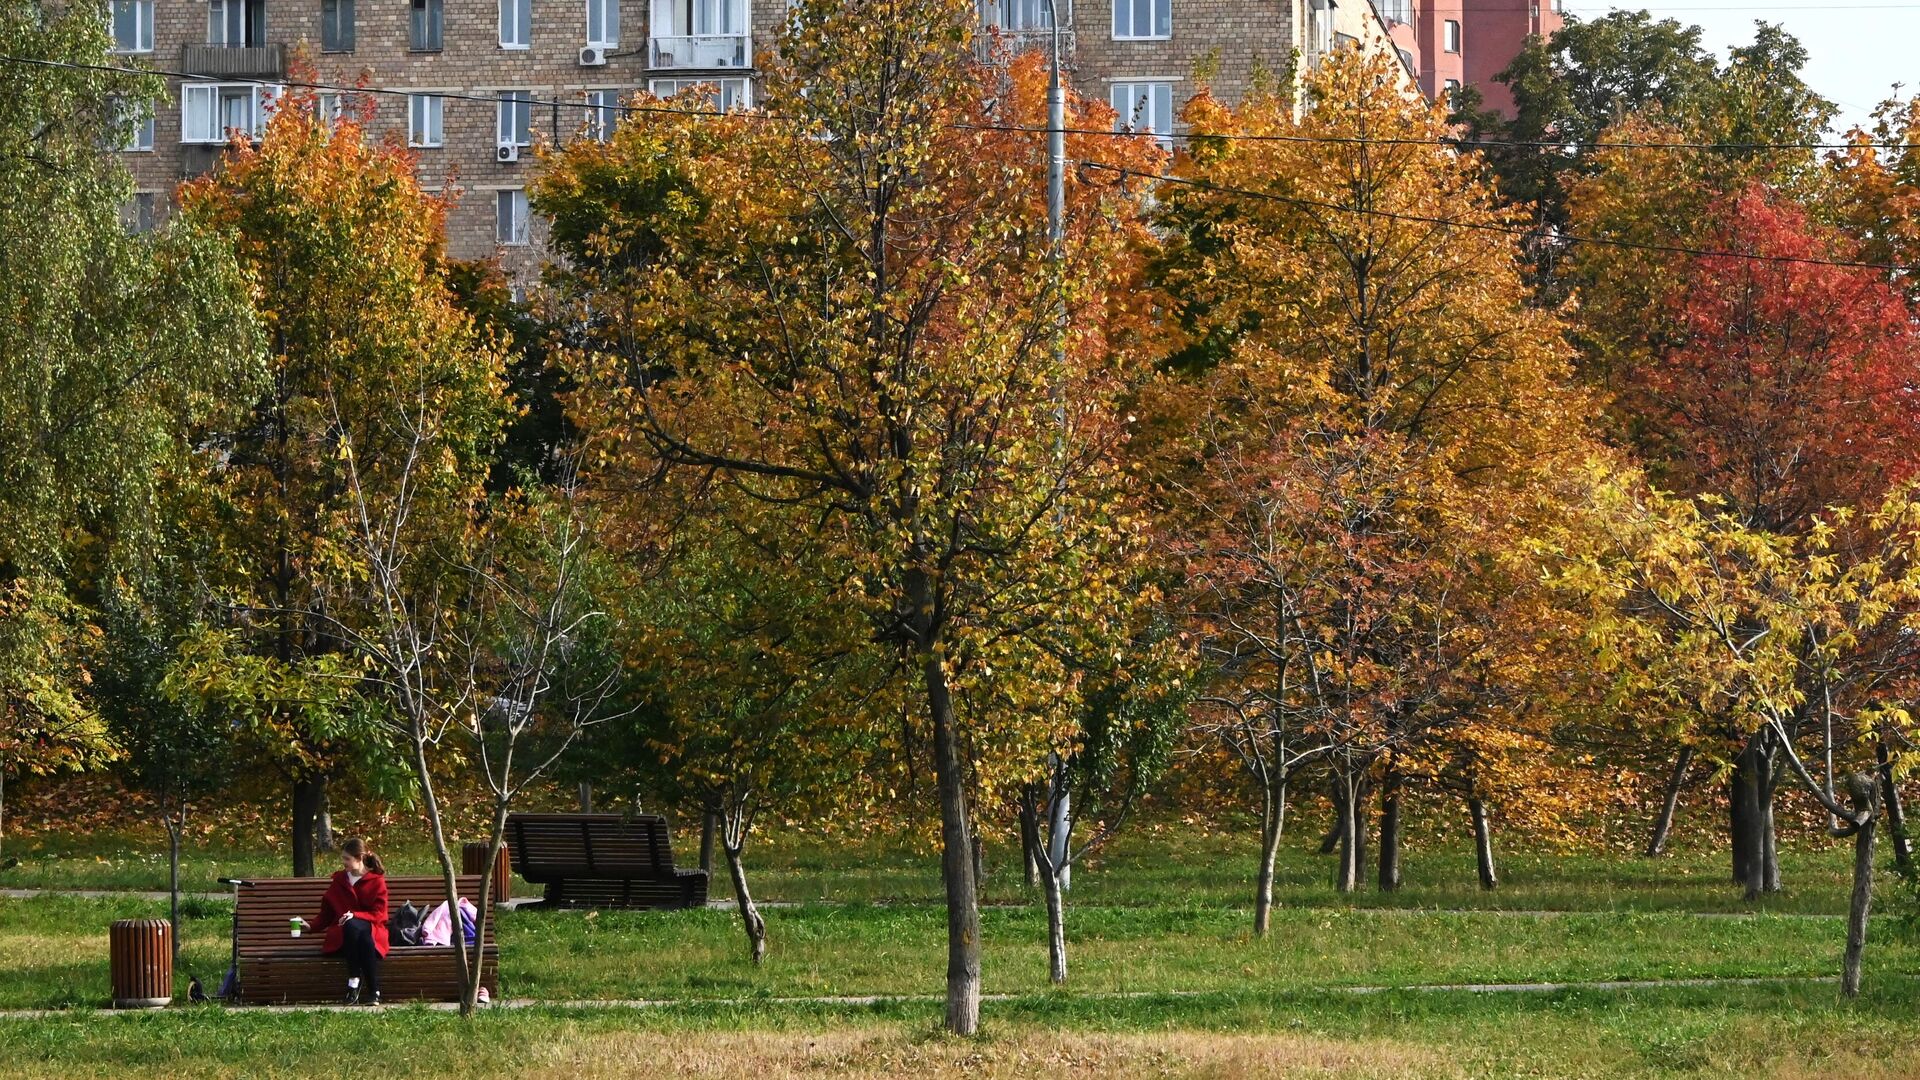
[1372,0,1565,111]
[105,0,1423,268]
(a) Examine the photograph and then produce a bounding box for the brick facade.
[111,0,1422,272]
[1372,0,1564,112]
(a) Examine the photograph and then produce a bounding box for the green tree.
[536,11,1164,1033]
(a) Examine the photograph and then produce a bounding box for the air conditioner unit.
[496,141,520,163]
[579,45,607,66]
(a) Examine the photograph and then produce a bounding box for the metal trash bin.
[109,919,172,1008]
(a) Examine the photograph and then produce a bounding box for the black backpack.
[390,901,424,947]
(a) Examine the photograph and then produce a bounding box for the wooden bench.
[233,875,499,1004]
[505,812,709,909]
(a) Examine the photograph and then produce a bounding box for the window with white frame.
[321,0,355,51]
[1443,19,1460,52]
[1111,0,1167,40]
[496,189,530,245]
[649,0,750,69]
[112,98,155,151]
[1110,81,1172,150]
[1378,0,1411,23]
[408,94,443,146]
[497,90,532,146]
[181,83,278,142]
[500,0,532,48]
[208,0,266,46]
[583,89,619,140]
[587,0,619,46]
[648,77,750,112]
[315,91,343,126]
[410,0,443,49]
[1442,78,1461,96]
[1305,0,1333,62]
[982,0,1061,33]
[110,0,153,53]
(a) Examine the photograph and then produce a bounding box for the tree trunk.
[1645,747,1692,858]
[1046,783,1070,892]
[1254,779,1287,935]
[290,775,326,878]
[1876,742,1910,871]
[1377,775,1402,893]
[1470,797,1497,890]
[971,830,986,889]
[1335,774,1362,893]
[1760,747,1782,894]
[1018,797,1040,889]
[1842,774,1879,998]
[0,767,7,861]
[1041,857,1067,984]
[1730,740,1765,899]
[166,807,183,963]
[412,729,474,1016]
[1319,776,1344,855]
[723,837,766,965]
[577,782,593,813]
[925,648,981,1036]
[315,783,335,854]
[699,806,717,876]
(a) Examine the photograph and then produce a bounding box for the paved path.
[0,974,1853,1022]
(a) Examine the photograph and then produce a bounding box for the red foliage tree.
[1635,185,1920,532]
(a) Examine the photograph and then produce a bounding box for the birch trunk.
[1645,747,1692,858]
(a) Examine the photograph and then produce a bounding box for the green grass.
[1,889,1912,1010]
[3,983,1919,1078]
[0,823,1873,914]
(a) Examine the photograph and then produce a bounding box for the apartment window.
[982,0,1061,32]
[1443,19,1461,53]
[1306,0,1332,60]
[314,91,359,128]
[583,89,620,140]
[1379,0,1411,23]
[586,0,619,46]
[497,189,530,245]
[121,192,157,234]
[649,77,750,112]
[1110,81,1173,151]
[1111,0,1168,40]
[1443,79,1461,96]
[408,94,444,146]
[181,83,278,142]
[498,90,533,146]
[500,0,532,47]
[649,0,750,69]
[112,99,155,151]
[321,0,355,51]
[208,0,267,46]
[110,0,153,52]
[410,0,444,50]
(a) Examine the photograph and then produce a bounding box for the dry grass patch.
[520,1027,1457,1079]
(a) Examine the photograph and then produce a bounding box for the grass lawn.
[0,822,1876,914]
[4,823,1917,1076]
[2,984,1919,1078]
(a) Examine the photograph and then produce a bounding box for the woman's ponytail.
[343,836,385,875]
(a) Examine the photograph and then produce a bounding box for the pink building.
[1371,0,1565,115]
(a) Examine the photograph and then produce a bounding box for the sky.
[1575,2,1920,133]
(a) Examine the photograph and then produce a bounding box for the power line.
[5,53,1912,155]
[1078,160,1920,274]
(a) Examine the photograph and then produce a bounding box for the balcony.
[180,43,286,80]
[648,34,750,71]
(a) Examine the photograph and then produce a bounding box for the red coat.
[314,870,390,957]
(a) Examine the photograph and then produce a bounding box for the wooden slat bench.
[233,875,499,1004]
[506,812,709,909]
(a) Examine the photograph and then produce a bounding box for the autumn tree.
[174,89,503,876]
[535,4,1163,1033]
[1148,51,1594,917]
[1548,469,1920,993]
[0,3,259,846]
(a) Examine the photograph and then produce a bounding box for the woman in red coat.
[310,836,389,1005]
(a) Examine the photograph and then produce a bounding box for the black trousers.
[335,917,382,994]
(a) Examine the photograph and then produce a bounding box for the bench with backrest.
[505,812,709,909]
[233,875,499,1004]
